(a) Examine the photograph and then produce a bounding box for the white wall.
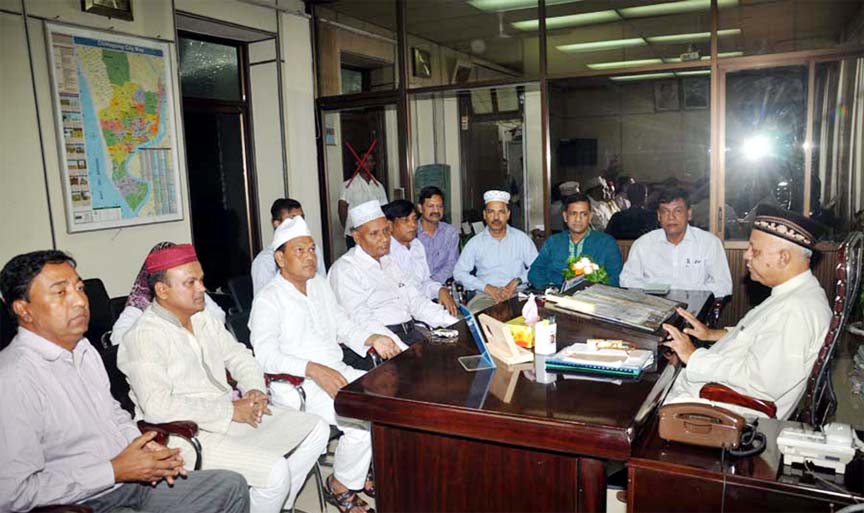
[0,0,318,297]
[249,38,285,246]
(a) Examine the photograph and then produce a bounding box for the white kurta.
[117,303,320,487]
[328,245,458,346]
[110,294,225,346]
[620,225,733,298]
[249,274,373,489]
[388,236,442,300]
[665,270,831,420]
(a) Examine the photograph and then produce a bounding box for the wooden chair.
[700,231,864,424]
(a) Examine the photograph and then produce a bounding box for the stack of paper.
[545,342,654,378]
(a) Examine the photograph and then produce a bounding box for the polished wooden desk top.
[335,289,713,460]
[631,418,864,502]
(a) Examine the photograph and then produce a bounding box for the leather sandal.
[324,474,374,513]
[361,467,376,498]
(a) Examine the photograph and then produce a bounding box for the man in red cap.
[118,244,329,513]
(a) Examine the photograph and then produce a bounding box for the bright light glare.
[742,136,771,161]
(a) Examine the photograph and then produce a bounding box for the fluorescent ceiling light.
[467,0,575,13]
[610,72,675,81]
[512,10,620,31]
[587,58,663,70]
[663,51,744,63]
[557,37,646,53]
[646,28,740,44]
[675,70,711,76]
[619,0,738,18]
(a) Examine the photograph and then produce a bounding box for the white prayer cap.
[483,190,511,204]
[559,181,580,196]
[349,200,385,230]
[271,215,312,250]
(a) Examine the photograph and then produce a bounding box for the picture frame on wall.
[81,0,134,21]
[654,80,680,112]
[682,77,710,110]
[412,47,432,78]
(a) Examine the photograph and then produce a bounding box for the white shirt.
[388,237,442,300]
[110,293,225,346]
[339,177,388,235]
[620,225,733,297]
[251,245,326,296]
[249,274,374,378]
[328,245,458,345]
[665,270,831,420]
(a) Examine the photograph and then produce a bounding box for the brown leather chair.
[700,231,864,425]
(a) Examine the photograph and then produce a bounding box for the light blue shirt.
[454,226,538,292]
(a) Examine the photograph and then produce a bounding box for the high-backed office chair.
[700,231,864,425]
[83,278,115,349]
[227,275,254,314]
[227,310,252,350]
[108,295,128,324]
[1,300,16,351]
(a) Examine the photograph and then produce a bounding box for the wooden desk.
[335,290,713,512]
[628,419,864,512]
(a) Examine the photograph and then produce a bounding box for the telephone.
[777,422,860,473]
[658,403,767,456]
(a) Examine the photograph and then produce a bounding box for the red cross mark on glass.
[345,139,380,187]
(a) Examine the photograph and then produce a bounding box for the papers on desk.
[544,284,680,332]
[545,342,654,379]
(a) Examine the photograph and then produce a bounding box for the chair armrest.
[31,506,93,513]
[138,420,199,442]
[265,373,305,387]
[137,420,203,470]
[699,383,777,418]
[264,373,307,412]
[368,347,382,367]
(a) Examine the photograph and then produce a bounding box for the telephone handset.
[659,403,746,449]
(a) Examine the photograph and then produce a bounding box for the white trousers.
[271,363,372,491]
[248,418,329,513]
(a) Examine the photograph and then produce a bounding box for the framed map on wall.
[45,23,183,233]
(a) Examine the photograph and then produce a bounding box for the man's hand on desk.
[676,307,726,341]
[484,284,512,303]
[366,334,402,359]
[661,323,696,364]
[306,362,349,398]
[438,287,459,316]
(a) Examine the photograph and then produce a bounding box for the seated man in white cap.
[118,243,330,513]
[662,205,830,420]
[454,190,538,312]
[250,216,400,513]
[329,200,459,348]
[250,198,326,296]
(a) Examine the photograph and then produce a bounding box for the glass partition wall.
[313,0,863,262]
